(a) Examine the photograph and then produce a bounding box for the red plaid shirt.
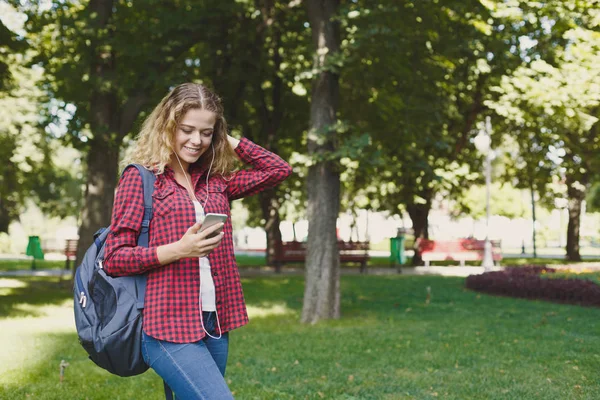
[103,138,291,343]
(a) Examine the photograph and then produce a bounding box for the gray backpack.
[73,164,155,377]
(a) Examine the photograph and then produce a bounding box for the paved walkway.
[242,266,505,277]
[3,263,599,279]
[0,266,504,278]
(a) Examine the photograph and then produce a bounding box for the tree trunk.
[303,163,341,322]
[75,136,121,268]
[75,0,119,268]
[259,189,283,272]
[407,200,431,266]
[302,0,341,324]
[244,2,286,272]
[565,174,588,261]
[530,182,537,258]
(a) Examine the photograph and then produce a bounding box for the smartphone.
[200,213,228,238]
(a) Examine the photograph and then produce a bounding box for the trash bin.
[26,235,44,270]
[390,228,407,266]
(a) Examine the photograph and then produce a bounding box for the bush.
[465,265,600,307]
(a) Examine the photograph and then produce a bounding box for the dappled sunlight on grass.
[548,270,600,285]
[2,298,74,323]
[1,274,600,398]
[0,278,28,289]
[1,328,164,399]
[0,277,72,319]
[241,277,291,286]
[241,277,304,314]
[0,278,28,297]
[0,299,74,384]
[246,303,295,318]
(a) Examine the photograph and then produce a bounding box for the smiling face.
[170,108,217,172]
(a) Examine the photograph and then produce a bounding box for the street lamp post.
[474,116,495,270]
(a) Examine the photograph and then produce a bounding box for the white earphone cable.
[175,143,222,339]
[199,143,222,340]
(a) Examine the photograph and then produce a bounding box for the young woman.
[103,83,292,399]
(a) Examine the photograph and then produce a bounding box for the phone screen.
[200,213,228,238]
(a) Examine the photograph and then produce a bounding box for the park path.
[2,262,599,279]
[0,266,502,278]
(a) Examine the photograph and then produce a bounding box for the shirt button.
[213,272,218,276]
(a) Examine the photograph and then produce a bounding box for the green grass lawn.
[1,273,600,399]
[545,270,600,286]
[504,258,600,266]
[0,255,393,271]
[0,259,66,271]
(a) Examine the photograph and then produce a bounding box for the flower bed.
[465,265,600,307]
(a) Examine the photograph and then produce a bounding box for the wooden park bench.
[273,240,371,273]
[64,239,78,270]
[416,238,502,267]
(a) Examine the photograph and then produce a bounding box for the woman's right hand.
[177,222,225,259]
[156,222,224,265]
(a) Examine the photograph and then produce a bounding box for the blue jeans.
[142,312,233,399]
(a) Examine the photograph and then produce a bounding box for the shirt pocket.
[152,185,175,218]
[207,182,229,211]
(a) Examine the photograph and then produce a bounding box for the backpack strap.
[123,165,172,400]
[129,164,156,247]
[163,381,174,400]
[122,164,157,310]
[124,165,174,400]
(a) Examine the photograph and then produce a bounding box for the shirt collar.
[164,163,208,186]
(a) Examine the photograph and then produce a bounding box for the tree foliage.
[588,182,600,214]
[0,55,83,232]
[323,0,527,264]
[3,0,599,266]
[486,0,600,259]
[1,2,83,232]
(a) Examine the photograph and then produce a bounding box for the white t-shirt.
[193,201,216,312]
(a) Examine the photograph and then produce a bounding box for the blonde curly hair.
[123,83,238,175]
